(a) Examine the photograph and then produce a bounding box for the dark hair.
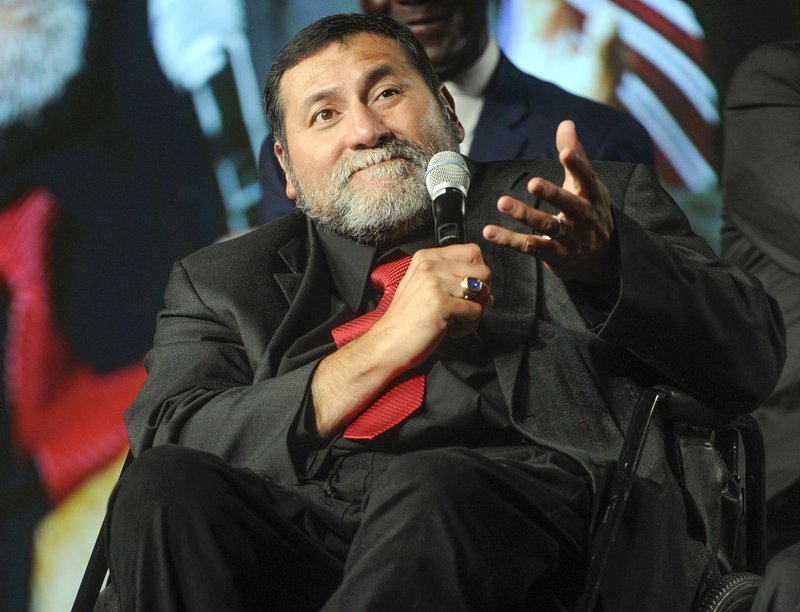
[263,13,442,148]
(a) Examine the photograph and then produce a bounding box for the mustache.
[333,140,427,187]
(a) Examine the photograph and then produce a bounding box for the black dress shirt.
[280,223,519,479]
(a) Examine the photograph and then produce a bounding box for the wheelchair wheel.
[694,572,763,612]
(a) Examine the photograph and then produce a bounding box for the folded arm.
[124,260,318,484]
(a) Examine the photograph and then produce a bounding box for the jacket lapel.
[467,161,538,410]
[274,234,306,302]
[262,221,334,376]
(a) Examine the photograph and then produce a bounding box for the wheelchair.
[73,385,766,612]
[576,385,765,612]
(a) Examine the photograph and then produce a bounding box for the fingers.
[555,119,586,160]
[491,195,567,238]
[527,177,586,220]
[483,222,568,261]
[554,119,601,204]
[483,194,570,266]
[396,245,494,310]
[422,242,486,265]
[407,244,491,287]
[559,146,603,205]
[484,120,616,283]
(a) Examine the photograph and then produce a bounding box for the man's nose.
[345,104,391,149]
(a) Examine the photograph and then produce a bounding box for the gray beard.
[287,117,460,244]
[0,0,90,128]
[296,140,432,244]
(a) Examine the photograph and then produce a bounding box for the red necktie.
[331,255,425,439]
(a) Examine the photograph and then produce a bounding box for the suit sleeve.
[124,260,319,485]
[597,163,785,414]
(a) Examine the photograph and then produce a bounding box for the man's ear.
[274,140,297,200]
[439,84,465,144]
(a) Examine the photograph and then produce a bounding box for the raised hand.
[482,120,617,283]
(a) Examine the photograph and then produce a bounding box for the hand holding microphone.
[422,151,492,310]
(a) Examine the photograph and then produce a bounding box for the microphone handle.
[433,188,466,246]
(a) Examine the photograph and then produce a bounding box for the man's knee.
[109,445,230,530]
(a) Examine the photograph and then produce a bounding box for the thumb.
[556,120,586,192]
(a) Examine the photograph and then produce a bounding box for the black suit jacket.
[721,40,800,497]
[126,158,783,610]
[722,40,800,276]
[257,52,654,222]
[469,53,654,166]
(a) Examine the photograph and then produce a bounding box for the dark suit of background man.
[721,39,800,561]
[105,13,783,612]
[257,0,655,223]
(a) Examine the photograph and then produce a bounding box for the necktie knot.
[369,255,411,293]
[331,255,412,347]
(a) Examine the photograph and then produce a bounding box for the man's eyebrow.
[363,64,401,87]
[300,87,338,115]
[299,64,405,113]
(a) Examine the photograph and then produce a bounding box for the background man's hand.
[482,120,617,283]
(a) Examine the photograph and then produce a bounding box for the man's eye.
[377,88,400,99]
[313,109,335,123]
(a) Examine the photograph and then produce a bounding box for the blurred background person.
[498,0,718,194]
[0,0,230,607]
[148,0,267,233]
[720,39,800,561]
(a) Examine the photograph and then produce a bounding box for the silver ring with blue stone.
[461,276,483,301]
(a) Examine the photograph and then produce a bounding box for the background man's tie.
[331,255,425,439]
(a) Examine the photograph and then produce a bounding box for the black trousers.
[749,541,800,612]
[106,444,592,611]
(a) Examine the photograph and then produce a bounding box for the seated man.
[106,13,784,612]
[258,0,655,222]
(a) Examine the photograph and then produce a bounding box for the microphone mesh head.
[425,151,471,199]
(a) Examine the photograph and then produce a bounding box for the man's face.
[274,32,463,243]
[359,0,489,80]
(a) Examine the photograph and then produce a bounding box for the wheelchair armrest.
[653,384,741,429]
[657,386,766,575]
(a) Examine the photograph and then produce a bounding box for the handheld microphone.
[425,151,471,246]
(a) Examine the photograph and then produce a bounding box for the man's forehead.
[282,33,412,88]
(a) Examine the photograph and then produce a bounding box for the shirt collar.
[445,37,501,98]
[315,222,436,312]
[316,224,376,312]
